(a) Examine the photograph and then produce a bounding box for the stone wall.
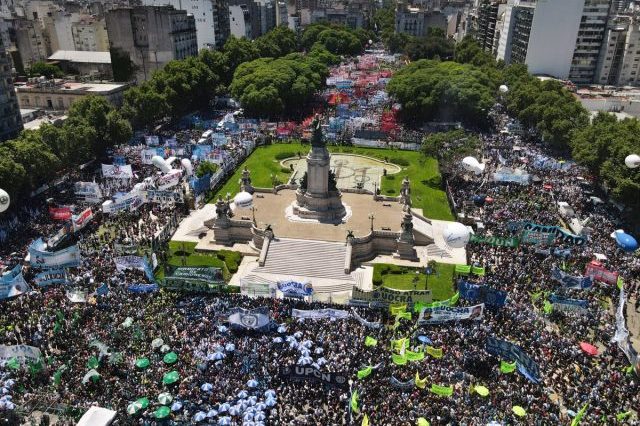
[348,230,400,269]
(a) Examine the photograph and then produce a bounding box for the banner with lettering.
[34,269,66,287]
[469,234,519,248]
[280,366,348,387]
[509,222,586,246]
[486,337,541,383]
[458,280,507,307]
[146,190,184,205]
[228,307,272,332]
[102,164,133,179]
[28,239,81,269]
[48,206,72,221]
[389,376,415,391]
[127,283,159,293]
[74,182,102,202]
[277,281,313,298]
[292,309,350,320]
[550,267,593,290]
[351,309,382,329]
[549,294,588,313]
[584,261,618,285]
[71,208,93,232]
[0,265,30,299]
[418,304,484,324]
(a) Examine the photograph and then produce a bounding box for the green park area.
[373,262,456,301]
[155,241,241,283]
[210,142,454,221]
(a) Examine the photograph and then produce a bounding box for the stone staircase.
[257,238,352,281]
[426,244,453,259]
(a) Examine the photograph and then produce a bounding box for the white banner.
[72,208,93,232]
[102,194,144,214]
[114,256,146,272]
[102,164,133,179]
[292,308,350,320]
[418,304,485,324]
[28,238,81,268]
[146,190,184,205]
[0,345,42,364]
[351,309,382,328]
[74,182,102,202]
[157,169,182,190]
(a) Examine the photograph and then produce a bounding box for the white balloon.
[0,189,9,213]
[442,222,471,248]
[151,155,172,174]
[499,84,509,93]
[625,154,640,169]
[462,157,485,175]
[181,158,194,176]
[233,191,253,209]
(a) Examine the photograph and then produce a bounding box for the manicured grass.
[156,241,233,281]
[210,142,454,221]
[373,262,456,301]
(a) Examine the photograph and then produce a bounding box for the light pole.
[368,213,375,231]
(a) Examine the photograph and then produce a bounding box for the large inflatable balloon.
[0,188,9,213]
[181,158,194,176]
[624,154,640,169]
[151,155,172,174]
[233,191,253,209]
[462,157,485,175]
[499,85,509,93]
[442,222,471,248]
[611,229,639,252]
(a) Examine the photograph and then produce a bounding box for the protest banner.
[292,309,350,320]
[146,190,184,205]
[0,345,42,364]
[549,294,588,313]
[277,281,313,298]
[584,261,618,285]
[510,222,586,246]
[228,307,272,332]
[418,304,484,324]
[127,284,159,293]
[34,269,66,287]
[458,280,508,307]
[389,376,415,390]
[157,170,183,190]
[351,309,382,329]
[74,182,102,203]
[0,265,30,299]
[486,337,541,383]
[351,286,432,307]
[550,267,593,290]
[48,206,72,221]
[29,239,81,269]
[72,208,93,232]
[162,266,224,293]
[469,234,520,248]
[114,242,139,255]
[426,346,443,358]
[430,384,453,396]
[413,292,459,313]
[102,164,133,179]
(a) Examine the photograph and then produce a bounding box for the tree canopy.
[404,29,454,61]
[300,23,367,56]
[388,60,497,128]
[27,61,64,79]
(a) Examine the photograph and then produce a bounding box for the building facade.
[568,0,611,84]
[71,17,110,51]
[596,13,640,86]
[15,80,128,111]
[140,0,230,49]
[106,6,198,82]
[475,1,501,53]
[0,36,22,142]
[395,2,448,37]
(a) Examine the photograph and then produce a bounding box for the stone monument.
[396,178,419,260]
[292,116,346,223]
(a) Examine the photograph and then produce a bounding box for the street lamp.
[368,213,375,231]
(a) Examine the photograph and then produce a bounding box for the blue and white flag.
[28,238,81,269]
[551,267,593,290]
[0,265,30,299]
[34,269,66,287]
[486,337,540,383]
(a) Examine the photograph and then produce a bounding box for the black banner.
[279,366,348,388]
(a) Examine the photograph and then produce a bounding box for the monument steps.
[258,238,351,281]
[426,244,453,259]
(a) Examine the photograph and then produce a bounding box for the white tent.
[77,406,117,426]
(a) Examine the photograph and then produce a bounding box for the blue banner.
[189,173,211,196]
[96,283,109,296]
[548,294,588,308]
[114,256,155,283]
[486,337,541,383]
[28,238,81,269]
[551,267,593,290]
[127,283,159,293]
[509,222,586,246]
[0,265,30,299]
[458,280,507,307]
[34,269,66,287]
[277,281,313,298]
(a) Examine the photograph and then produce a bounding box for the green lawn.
[210,142,454,221]
[156,241,234,281]
[373,262,456,301]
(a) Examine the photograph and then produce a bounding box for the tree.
[454,36,497,67]
[28,62,64,79]
[404,30,455,61]
[110,48,137,82]
[223,36,260,78]
[122,86,169,129]
[196,161,219,178]
[254,26,297,58]
[301,23,365,56]
[0,155,27,202]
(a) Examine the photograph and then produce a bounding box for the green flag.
[86,356,99,369]
[392,353,408,365]
[430,384,453,396]
[616,411,631,421]
[357,366,372,380]
[500,360,517,373]
[396,311,412,321]
[364,336,377,347]
[449,292,460,305]
[391,338,408,353]
[617,276,624,290]
[471,265,485,276]
[389,304,407,316]
[28,359,43,376]
[6,357,20,370]
[571,401,589,426]
[426,346,443,358]
[350,390,359,413]
[530,291,543,302]
[406,350,424,362]
[543,300,553,314]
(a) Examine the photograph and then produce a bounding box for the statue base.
[291,190,347,224]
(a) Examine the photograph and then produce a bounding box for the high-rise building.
[497,0,609,82]
[139,0,230,50]
[395,1,448,37]
[0,36,23,142]
[475,1,503,53]
[596,13,640,86]
[228,0,282,38]
[106,6,198,82]
[71,17,110,51]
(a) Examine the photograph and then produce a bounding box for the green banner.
[500,360,516,373]
[414,292,459,313]
[364,336,377,347]
[455,264,471,274]
[471,265,485,276]
[406,350,425,362]
[571,401,589,426]
[350,390,359,413]
[351,286,432,306]
[543,300,553,314]
[357,366,372,380]
[430,384,453,396]
[470,234,520,247]
[392,353,408,365]
[396,311,412,321]
[426,346,443,358]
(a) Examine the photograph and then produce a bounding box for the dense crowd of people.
[0,55,638,426]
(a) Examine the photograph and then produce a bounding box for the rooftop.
[16,80,127,93]
[48,50,111,64]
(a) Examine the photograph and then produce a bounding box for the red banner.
[49,206,72,221]
[584,261,618,285]
[72,208,93,232]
